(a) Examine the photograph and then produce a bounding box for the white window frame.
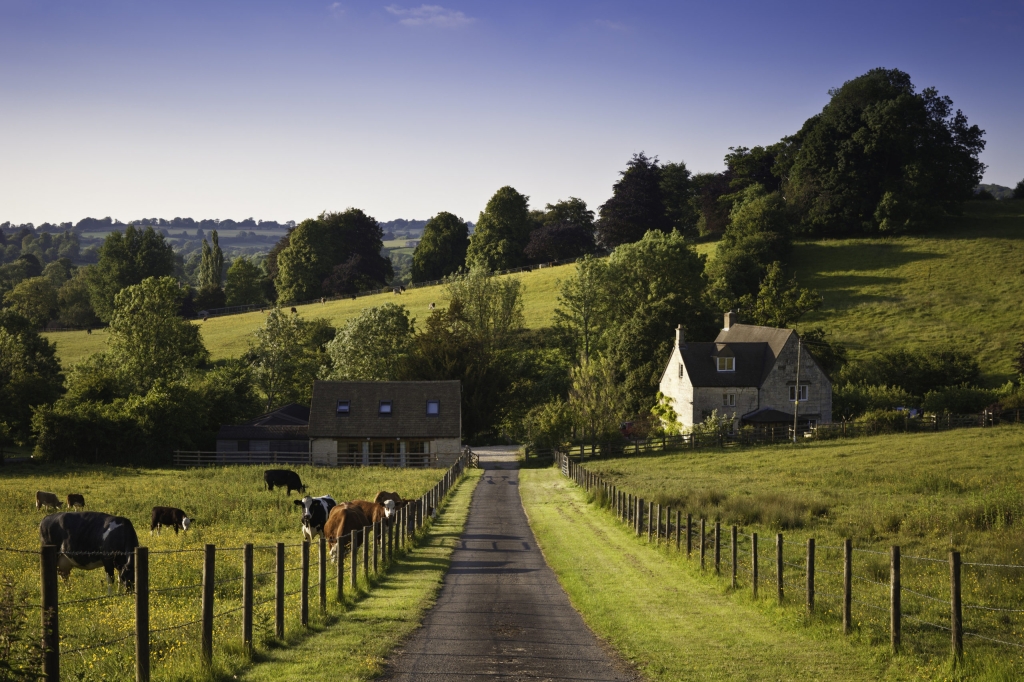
[789,385,808,402]
[717,357,735,372]
[723,392,736,407]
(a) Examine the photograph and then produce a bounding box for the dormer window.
[426,400,440,416]
[336,400,350,415]
[717,357,735,372]
[379,400,393,416]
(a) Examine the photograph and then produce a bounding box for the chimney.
[675,324,685,349]
[723,310,739,331]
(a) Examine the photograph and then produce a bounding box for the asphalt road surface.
[382,447,636,681]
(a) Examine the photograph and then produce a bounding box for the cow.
[323,504,370,563]
[150,506,191,535]
[66,494,86,509]
[290,307,297,314]
[373,491,406,509]
[349,499,395,525]
[35,491,61,510]
[293,495,336,542]
[39,512,139,593]
[264,469,305,495]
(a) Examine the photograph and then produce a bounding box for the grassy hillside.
[43,203,1024,381]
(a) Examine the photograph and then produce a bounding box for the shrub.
[854,409,908,434]
[922,384,997,414]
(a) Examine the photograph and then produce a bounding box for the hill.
[44,203,1024,381]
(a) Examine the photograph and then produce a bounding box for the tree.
[442,267,524,352]
[107,276,209,391]
[524,198,596,262]
[1014,341,1024,378]
[244,308,334,411]
[42,258,75,288]
[466,186,534,270]
[1014,180,1024,200]
[224,257,265,306]
[553,255,608,361]
[782,68,986,235]
[568,354,624,444]
[661,162,700,237]
[57,270,99,327]
[740,261,820,328]
[799,328,848,380]
[326,303,414,380]
[411,212,469,282]
[88,225,176,321]
[724,145,782,193]
[596,152,671,249]
[3,277,57,328]
[275,210,392,302]
[0,311,63,445]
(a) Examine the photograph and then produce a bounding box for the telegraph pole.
[793,338,801,444]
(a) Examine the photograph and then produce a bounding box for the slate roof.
[308,381,461,439]
[217,403,310,441]
[678,342,772,388]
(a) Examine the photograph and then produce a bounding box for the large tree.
[87,225,176,321]
[275,209,392,302]
[660,162,700,237]
[326,303,415,380]
[0,310,63,446]
[411,212,469,282]
[244,308,334,410]
[3,276,57,328]
[224,257,266,306]
[781,68,986,235]
[596,152,671,249]
[524,198,596,262]
[466,186,534,271]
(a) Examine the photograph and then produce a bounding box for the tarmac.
[381,445,636,681]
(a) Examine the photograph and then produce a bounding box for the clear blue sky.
[1,0,1021,225]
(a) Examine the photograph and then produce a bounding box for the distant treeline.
[0,216,437,236]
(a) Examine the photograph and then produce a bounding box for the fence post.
[714,522,721,575]
[318,536,327,612]
[686,514,692,557]
[807,538,815,614]
[300,541,309,627]
[202,544,215,665]
[387,517,394,566]
[752,533,758,598]
[731,526,737,589]
[275,543,285,639]
[362,527,369,583]
[843,538,852,634]
[656,504,662,542]
[350,530,358,590]
[676,510,682,551]
[40,544,59,682]
[776,534,783,604]
[647,501,653,542]
[891,545,901,653]
[699,519,706,570]
[372,522,379,576]
[135,546,150,682]
[636,498,642,537]
[950,550,962,659]
[241,544,253,654]
[336,536,344,603]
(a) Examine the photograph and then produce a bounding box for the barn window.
[426,400,440,416]
[337,400,350,415]
[789,385,808,401]
[408,441,426,454]
[717,357,735,372]
[379,400,393,416]
[722,393,736,407]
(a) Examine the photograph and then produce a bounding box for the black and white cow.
[39,512,139,593]
[264,469,305,495]
[151,506,192,535]
[293,495,336,542]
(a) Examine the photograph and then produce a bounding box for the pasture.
[0,463,455,681]
[569,425,1024,678]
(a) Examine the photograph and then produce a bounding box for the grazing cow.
[66,494,86,509]
[35,491,61,510]
[264,469,305,495]
[373,491,406,509]
[150,506,192,535]
[323,504,370,563]
[428,302,435,310]
[39,512,140,593]
[293,495,336,542]
[349,499,395,525]
[290,307,297,314]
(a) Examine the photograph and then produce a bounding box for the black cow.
[294,495,336,542]
[39,512,139,593]
[264,469,305,495]
[151,506,192,535]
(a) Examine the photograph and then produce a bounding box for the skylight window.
[337,400,350,415]
[379,400,393,416]
[426,400,440,416]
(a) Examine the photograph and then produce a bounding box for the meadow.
[42,203,1024,383]
[567,425,1024,678]
[0,462,470,681]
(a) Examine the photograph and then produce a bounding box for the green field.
[0,462,469,681]
[575,425,1024,677]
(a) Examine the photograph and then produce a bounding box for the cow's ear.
[293,500,303,506]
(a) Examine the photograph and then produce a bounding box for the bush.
[833,383,914,421]
[922,384,997,414]
[854,409,909,434]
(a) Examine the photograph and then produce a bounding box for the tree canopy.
[326,303,415,380]
[411,212,469,282]
[224,257,266,307]
[524,198,596,262]
[87,225,176,321]
[0,310,63,445]
[466,186,533,271]
[596,152,672,249]
[244,308,334,411]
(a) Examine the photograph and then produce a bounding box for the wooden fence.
[12,453,471,682]
[558,454,1024,660]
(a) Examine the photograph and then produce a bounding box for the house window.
[789,385,808,401]
[237,439,249,452]
[337,400,350,415]
[379,400,393,416]
[408,441,426,454]
[678,363,684,378]
[717,357,735,372]
[723,393,736,407]
[345,442,360,454]
[426,400,440,416]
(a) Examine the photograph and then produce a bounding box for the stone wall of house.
[658,347,697,429]
[758,335,832,423]
[692,386,759,429]
[311,438,338,466]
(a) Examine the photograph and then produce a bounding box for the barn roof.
[217,403,309,441]
[308,380,461,440]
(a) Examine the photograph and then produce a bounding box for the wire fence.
[559,454,1024,667]
[5,453,471,682]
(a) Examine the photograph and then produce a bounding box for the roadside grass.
[0,462,457,681]
[580,425,1024,678]
[239,467,481,681]
[520,467,905,681]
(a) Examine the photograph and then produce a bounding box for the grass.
[0,462,469,681]
[577,425,1024,678]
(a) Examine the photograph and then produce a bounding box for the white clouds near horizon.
[385,4,474,28]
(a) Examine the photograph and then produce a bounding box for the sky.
[1,0,1022,225]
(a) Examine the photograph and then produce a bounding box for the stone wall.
[758,335,832,423]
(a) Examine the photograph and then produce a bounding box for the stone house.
[658,312,832,432]
[307,380,462,467]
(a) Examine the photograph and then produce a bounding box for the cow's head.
[118,551,136,593]
[181,516,192,532]
[382,499,396,519]
[294,497,314,526]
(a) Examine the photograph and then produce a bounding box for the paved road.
[382,447,635,681]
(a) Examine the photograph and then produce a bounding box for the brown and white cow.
[349,499,395,525]
[66,494,86,509]
[36,491,61,510]
[373,491,406,509]
[324,504,370,563]
[150,506,192,535]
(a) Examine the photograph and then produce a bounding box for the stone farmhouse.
[658,312,832,432]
